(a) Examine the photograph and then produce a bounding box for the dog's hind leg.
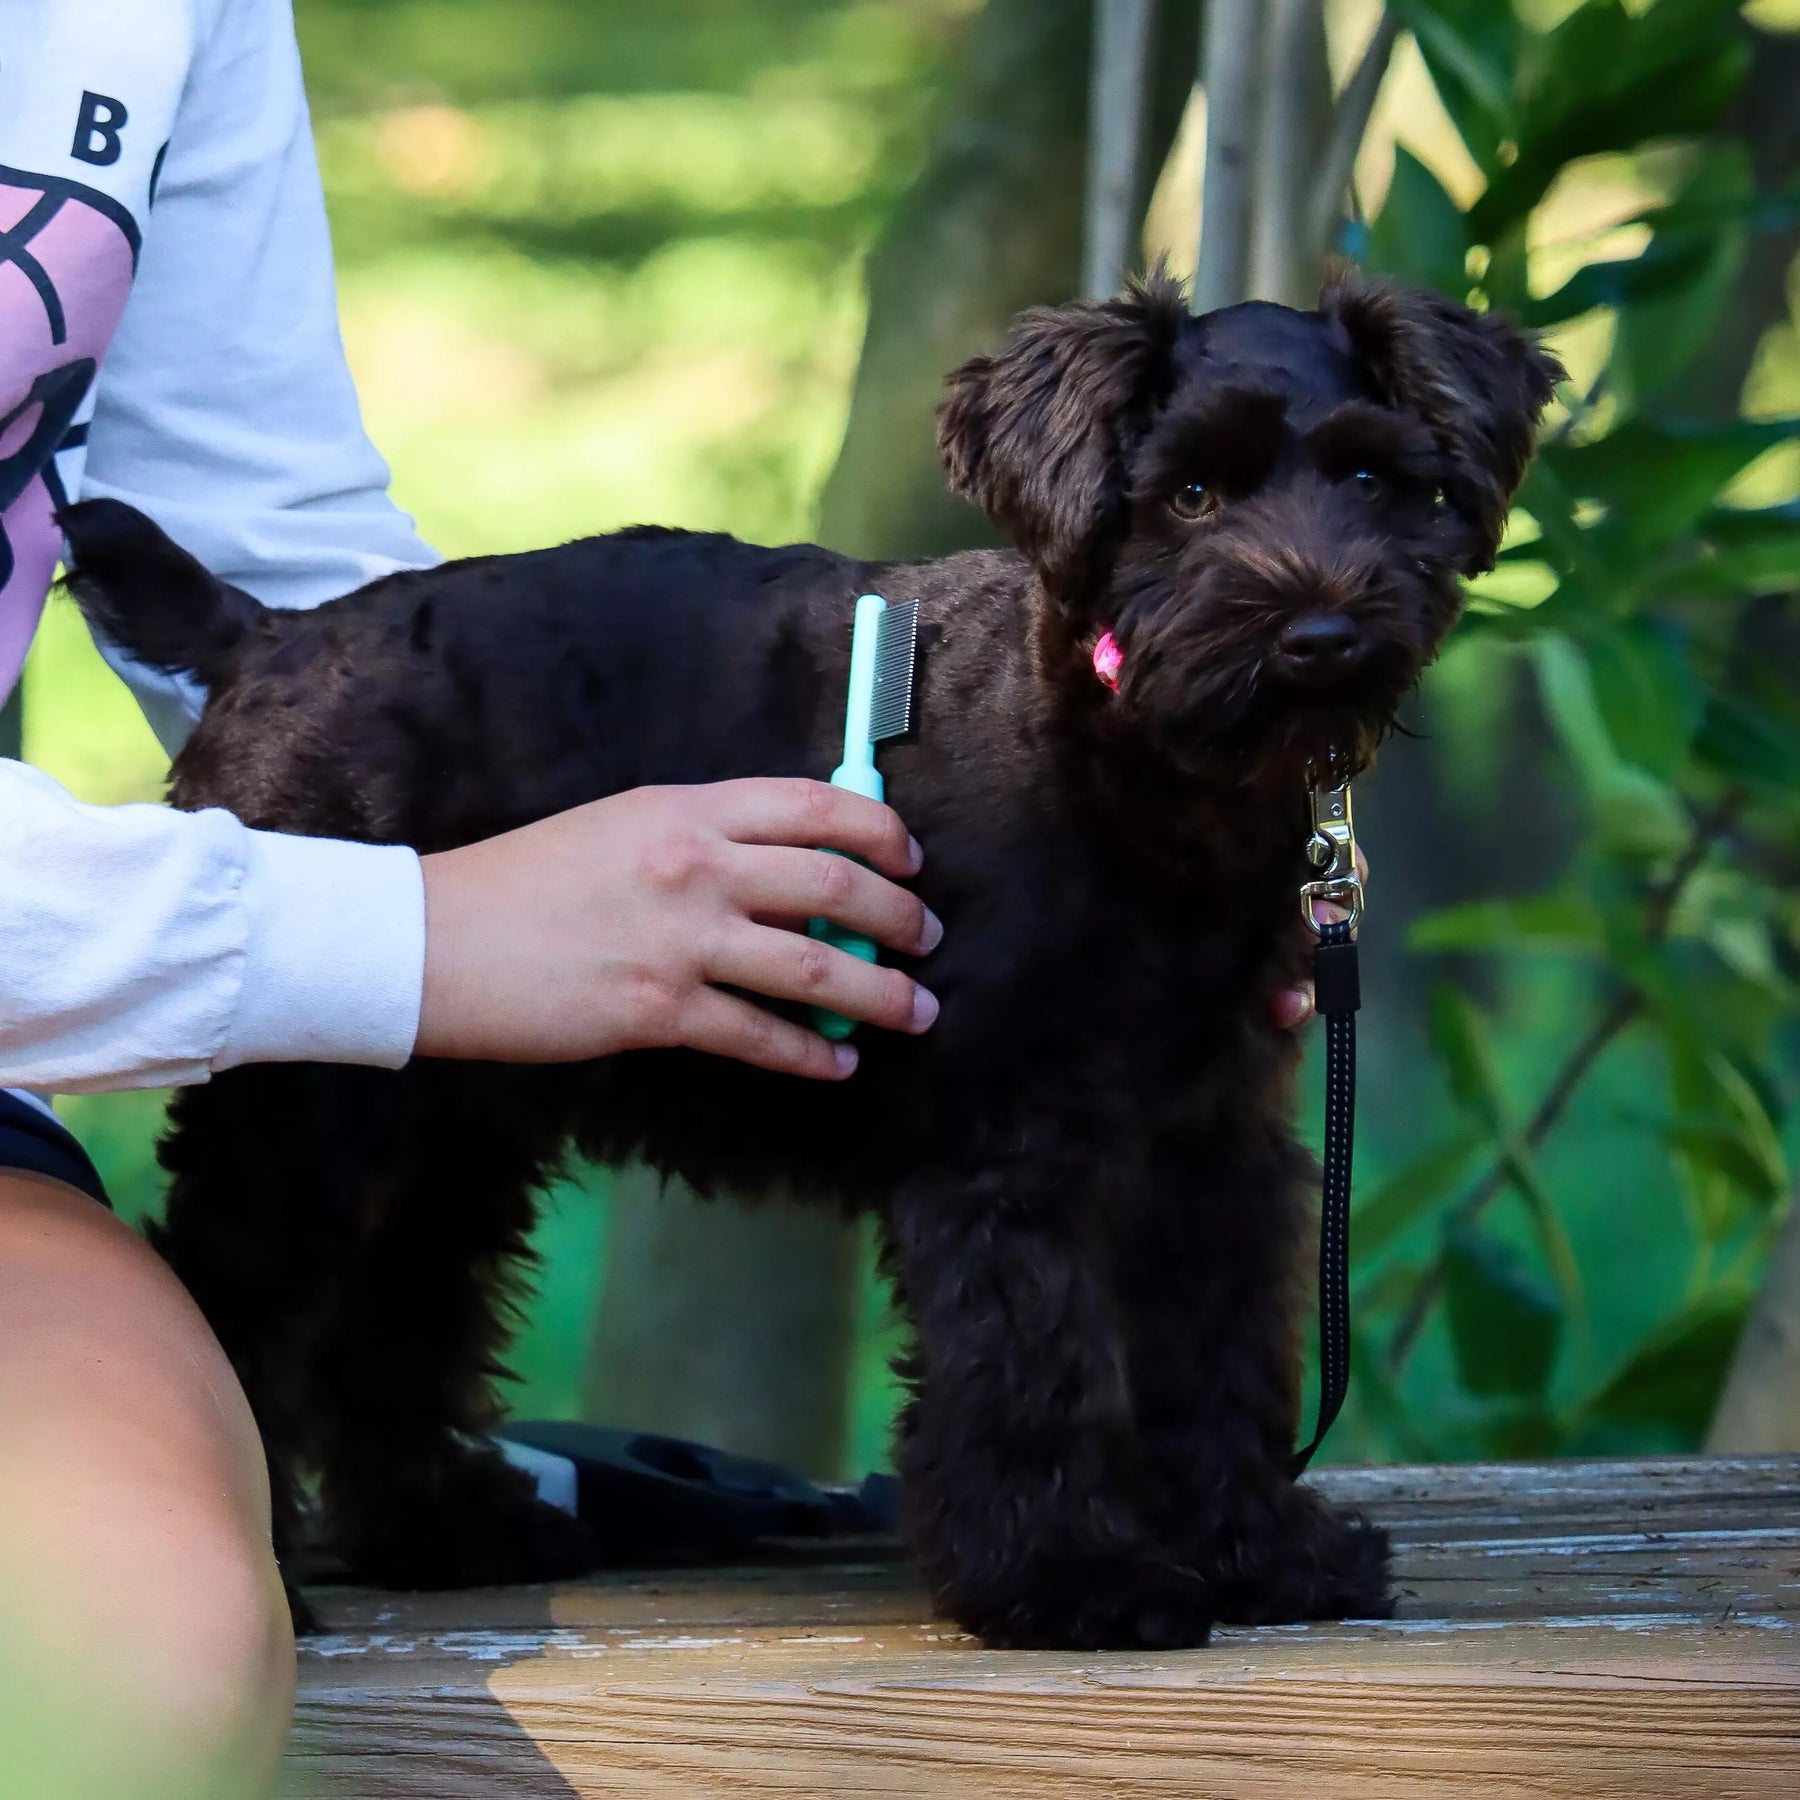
[149,1064,398,1617]
[310,1063,597,1591]
[881,1141,1216,1652]
[1119,1123,1392,1625]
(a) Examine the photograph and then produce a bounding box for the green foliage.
[1353,0,1800,1462]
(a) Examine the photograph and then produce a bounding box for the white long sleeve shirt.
[1,0,441,1092]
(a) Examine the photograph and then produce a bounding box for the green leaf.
[1533,634,1690,858]
[1353,1132,1482,1262]
[1546,420,1800,564]
[1390,0,1518,168]
[1650,503,1800,601]
[1425,983,1585,1314]
[1663,1045,1790,1208]
[1666,1123,1785,1207]
[1408,892,1603,956]
[1610,148,1754,407]
[1694,693,1800,791]
[1584,621,1703,781]
[1495,1141,1586,1319]
[1427,985,1508,1133]
[1524,149,1756,331]
[1471,0,1749,239]
[1443,1223,1562,1399]
[1367,146,1470,299]
[1579,1293,1747,1437]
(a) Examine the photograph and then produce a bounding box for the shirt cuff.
[217,829,425,1071]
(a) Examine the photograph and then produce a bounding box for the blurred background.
[18,0,1800,1475]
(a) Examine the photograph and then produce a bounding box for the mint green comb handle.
[810,593,896,1040]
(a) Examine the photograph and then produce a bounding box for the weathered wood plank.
[285,1457,1800,1798]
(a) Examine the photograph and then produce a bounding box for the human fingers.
[708,921,938,1035]
[706,778,922,880]
[726,844,942,955]
[677,988,860,1080]
[1274,984,1315,1030]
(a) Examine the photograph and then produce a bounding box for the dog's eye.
[1170,483,1215,521]
[1351,469,1386,503]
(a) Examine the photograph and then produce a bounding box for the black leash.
[1292,759,1363,1477]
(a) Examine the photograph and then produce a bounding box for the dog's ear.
[937,273,1185,600]
[1321,271,1564,573]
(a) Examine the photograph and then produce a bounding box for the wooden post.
[1707,1193,1800,1453]
[582,1167,862,1476]
[1082,0,1158,299]
[1194,0,1264,313]
[1248,0,1328,306]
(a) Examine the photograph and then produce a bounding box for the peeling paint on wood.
[283,1455,1800,1798]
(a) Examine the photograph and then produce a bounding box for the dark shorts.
[0,1090,110,1208]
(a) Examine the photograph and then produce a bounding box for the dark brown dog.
[63,271,1559,1650]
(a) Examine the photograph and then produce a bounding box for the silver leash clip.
[1301,750,1363,935]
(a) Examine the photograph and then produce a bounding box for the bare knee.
[0,1173,294,1796]
[2,1492,293,1800]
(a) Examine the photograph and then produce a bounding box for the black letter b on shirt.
[72,91,128,167]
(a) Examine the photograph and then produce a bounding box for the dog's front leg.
[882,1154,1214,1651]
[1120,1124,1392,1624]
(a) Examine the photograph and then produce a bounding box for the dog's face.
[938,273,1563,780]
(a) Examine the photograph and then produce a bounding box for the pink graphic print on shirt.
[0,167,140,700]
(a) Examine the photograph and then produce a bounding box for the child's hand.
[416,779,941,1078]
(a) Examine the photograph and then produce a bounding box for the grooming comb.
[808,592,920,1040]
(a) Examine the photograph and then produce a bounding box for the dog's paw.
[1311,1508,1394,1620]
[336,1447,599,1591]
[1206,1502,1394,1626]
[947,1557,1215,1652]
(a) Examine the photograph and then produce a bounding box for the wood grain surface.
[283,1456,1800,1797]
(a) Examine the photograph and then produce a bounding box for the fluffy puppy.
[63,271,1559,1650]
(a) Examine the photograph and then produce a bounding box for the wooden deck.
[285,1455,1800,1797]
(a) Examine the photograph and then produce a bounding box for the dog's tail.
[59,499,264,687]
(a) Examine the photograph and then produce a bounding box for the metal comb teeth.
[868,599,919,742]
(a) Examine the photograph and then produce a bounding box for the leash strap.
[1292,918,1359,1474]
[1291,754,1363,1476]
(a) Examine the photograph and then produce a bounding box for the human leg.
[0,1171,293,1800]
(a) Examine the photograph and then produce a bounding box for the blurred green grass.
[32,0,968,1450]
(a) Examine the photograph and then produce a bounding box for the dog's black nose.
[1275,612,1364,683]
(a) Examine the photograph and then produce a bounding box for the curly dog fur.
[62,271,1559,1650]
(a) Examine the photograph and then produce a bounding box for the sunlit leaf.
[1390,0,1519,167]
[1471,0,1749,238]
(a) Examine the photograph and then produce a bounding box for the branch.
[1194,0,1266,313]
[1251,0,1333,307]
[1384,788,1749,1373]
[1305,8,1401,266]
[1082,0,1159,299]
